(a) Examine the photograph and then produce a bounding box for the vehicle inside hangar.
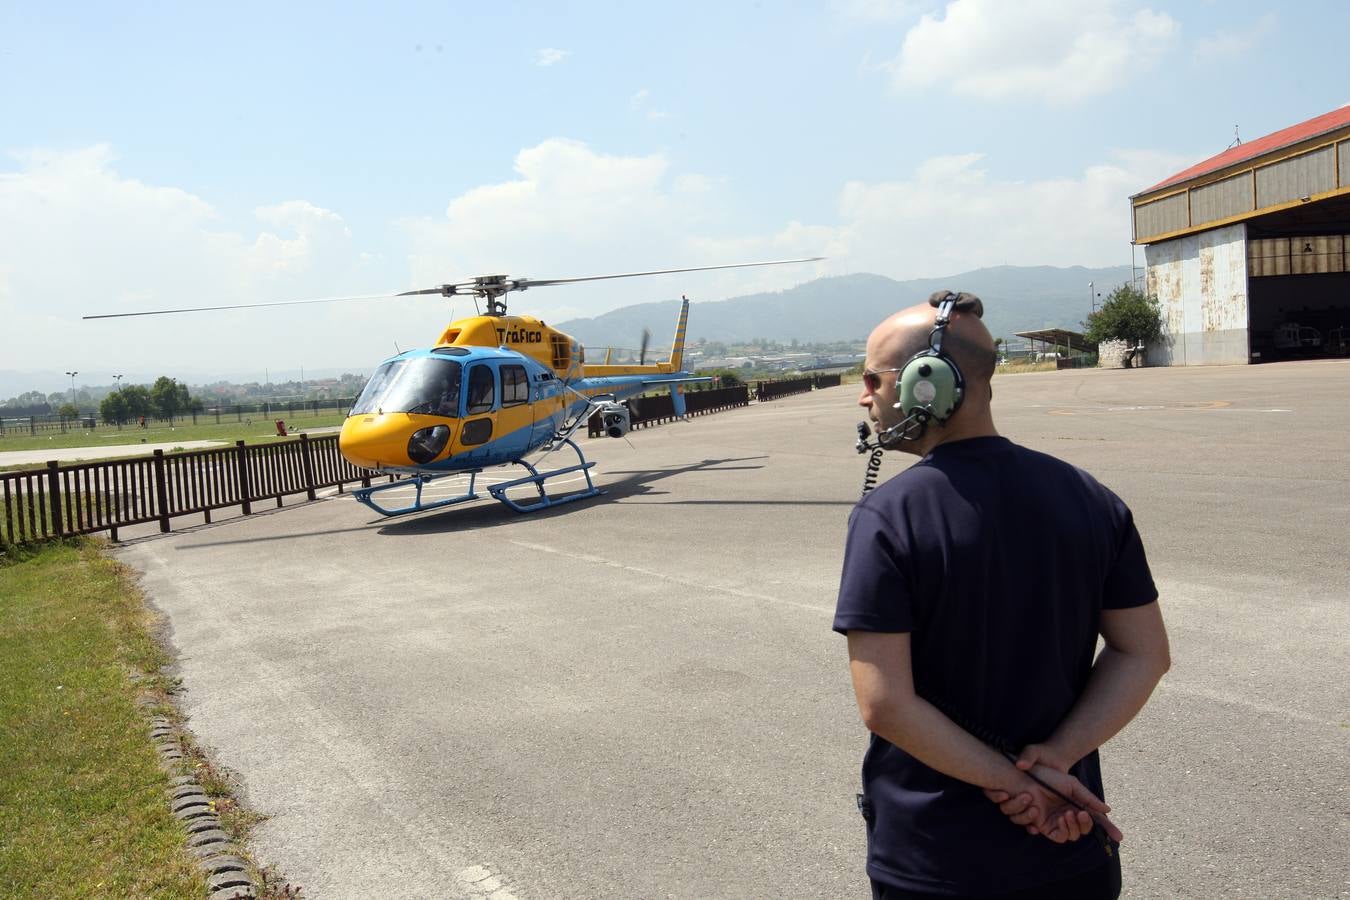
[1245,192,1350,361]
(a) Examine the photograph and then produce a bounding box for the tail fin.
[667,295,691,370]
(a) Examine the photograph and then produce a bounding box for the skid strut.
[351,439,600,517]
[487,438,600,513]
[351,470,482,517]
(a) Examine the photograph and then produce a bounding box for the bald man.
[834,292,1170,899]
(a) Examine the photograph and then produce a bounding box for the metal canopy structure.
[1014,328,1096,356]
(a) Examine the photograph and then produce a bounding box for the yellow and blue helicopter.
[87,259,820,516]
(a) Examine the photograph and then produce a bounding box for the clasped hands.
[982,743,1125,845]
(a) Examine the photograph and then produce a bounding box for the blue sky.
[2,0,1347,387]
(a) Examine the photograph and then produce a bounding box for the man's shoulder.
[1003,440,1111,489]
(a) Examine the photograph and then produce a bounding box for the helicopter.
[86,258,821,516]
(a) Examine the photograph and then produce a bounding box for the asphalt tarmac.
[113,360,1350,899]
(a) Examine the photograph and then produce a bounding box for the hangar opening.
[1130,106,1350,364]
[1245,192,1350,361]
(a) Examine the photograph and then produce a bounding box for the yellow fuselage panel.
[435,315,561,371]
[582,363,675,377]
[339,413,449,469]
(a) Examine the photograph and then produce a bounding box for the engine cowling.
[596,401,631,438]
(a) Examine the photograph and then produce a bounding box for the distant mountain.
[555,264,1138,350]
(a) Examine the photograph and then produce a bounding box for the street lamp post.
[112,374,124,429]
[1088,281,1096,314]
[64,371,78,404]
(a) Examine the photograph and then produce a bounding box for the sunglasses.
[862,367,905,392]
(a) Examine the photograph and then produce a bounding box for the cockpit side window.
[501,365,529,406]
[466,365,496,415]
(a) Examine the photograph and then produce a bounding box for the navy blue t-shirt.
[834,436,1157,895]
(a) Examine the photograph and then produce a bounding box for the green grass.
[0,540,207,898]
[0,411,348,460]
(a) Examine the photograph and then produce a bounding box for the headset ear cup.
[898,352,964,421]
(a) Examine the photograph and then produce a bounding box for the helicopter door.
[460,364,497,459]
[498,364,537,457]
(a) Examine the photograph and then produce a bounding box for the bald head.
[867,301,998,386]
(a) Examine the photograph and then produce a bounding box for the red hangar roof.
[1139,105,1350,196]
[1131,105,1350,245]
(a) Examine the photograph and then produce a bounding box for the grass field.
[0,541,207,898]
[0,410,349,454]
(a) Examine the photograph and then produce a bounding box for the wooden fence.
[3,385,782,546]
[586,385,750,437]
[0,434,380,545]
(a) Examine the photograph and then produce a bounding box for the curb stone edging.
[147,713,261,900]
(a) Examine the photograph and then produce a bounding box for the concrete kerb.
[137,698,264,899]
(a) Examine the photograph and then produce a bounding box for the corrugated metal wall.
[1254,145,1336,207]
[1249,235,1348,276]
[1134,137,1349,243]
[1144,224,1250,365]
[1190,172,1254,225]
[1134,193,1189,241]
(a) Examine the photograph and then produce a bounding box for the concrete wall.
[1144,223,1251,365]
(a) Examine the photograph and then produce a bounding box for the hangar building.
[1131,106,1350,365]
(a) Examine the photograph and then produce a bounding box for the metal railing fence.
[1,434,379,545]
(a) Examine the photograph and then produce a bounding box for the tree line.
[97,377,203,425]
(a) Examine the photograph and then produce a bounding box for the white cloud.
[0,137,1189,382]
[0,146,393,377]
[824,148,1188,278]
[535,48,570,67]
[886,0,1179,104]
[401,139,745,318]
[1193,14,1276,66]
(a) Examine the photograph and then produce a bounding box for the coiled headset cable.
[856,422,885,497]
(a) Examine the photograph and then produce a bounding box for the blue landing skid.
[352,470,482,517]
[350,438,600,517]
[487,438,600,513]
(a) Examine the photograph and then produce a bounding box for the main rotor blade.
[516,257,825,290]
[83,292,405,320]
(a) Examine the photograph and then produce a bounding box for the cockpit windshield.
[350,357,462,417]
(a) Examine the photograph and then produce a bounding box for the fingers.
[998,793,1034,817]
[1067,781,1111,814]
[1092,810,1125,844]
[1042,811,1079,844]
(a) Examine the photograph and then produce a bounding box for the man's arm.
[847,630,1114,842]
[1014,601,1171,773]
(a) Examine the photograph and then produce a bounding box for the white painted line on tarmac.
[509,539,833,614]
[455,863,519,899]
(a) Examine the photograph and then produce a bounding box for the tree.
[697,368,744,388]
[57,403,80,421]
[1083,285,1163,347]
[121,385,152,421]
[100,391,129,425]
[150,376,189,420]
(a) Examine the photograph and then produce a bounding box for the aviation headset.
[870,290,984,448]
